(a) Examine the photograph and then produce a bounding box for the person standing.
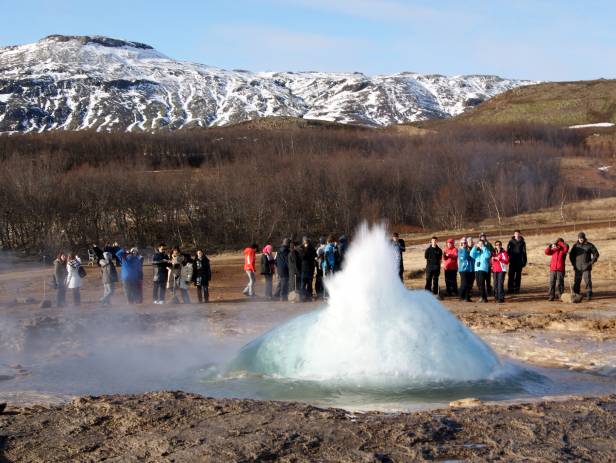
[168,247,191,304]
[442,239,458,296]
[274,239,290,301]
[466,237,476,296]
[300,237,317,302]
[457,238,473,302]
[569,232,599,300]
[545,238,569,301]
[135,251,144,304]
[243,243,258,297]
[152,243,171,304]
[117,247,141,304]
[491,240,509,303]
[424,237,442,295]
[392,232,406,282]
[288,241,301,296]
[338,235,350,269]
[99,251,117,306]
[192,249,212,303]
[260,243,275,300]
[65,253,83,306]
[507,230,527,294]
[470,241,491,303]
[315,237,326,299]
[53,253,68,308]
[323,235,338,277]
[479,232,494,293]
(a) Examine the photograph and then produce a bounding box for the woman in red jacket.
[243,243,258,297]
[442,239,458,296]
[491,240,509,303]
[545,238,569,301]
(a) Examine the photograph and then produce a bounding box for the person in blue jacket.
[470,240,491,302]
[457,237,474,302]
[116,247,142,304]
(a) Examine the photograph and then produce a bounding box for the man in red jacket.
[442,239,458,296]
[243,243,258,297]
[545,238,569,301]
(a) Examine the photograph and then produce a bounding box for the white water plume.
[231,224,503,383]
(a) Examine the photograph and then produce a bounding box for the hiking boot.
[548,296,555,301]
[586,293,592,301]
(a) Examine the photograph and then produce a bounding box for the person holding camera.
[545,238,569,301]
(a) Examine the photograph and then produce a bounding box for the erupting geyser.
[231,224,502,384]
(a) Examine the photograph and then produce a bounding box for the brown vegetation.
[0,123,611,253]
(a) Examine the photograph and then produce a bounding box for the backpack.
[78,265,87,278]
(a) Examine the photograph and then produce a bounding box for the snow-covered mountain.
[0,35,535,132]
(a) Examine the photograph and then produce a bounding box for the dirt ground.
[1,217,615,461]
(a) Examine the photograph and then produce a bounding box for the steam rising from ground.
[231,224,503,383]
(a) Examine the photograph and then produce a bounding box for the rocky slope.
[0,35,534,132]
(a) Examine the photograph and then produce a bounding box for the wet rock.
[449,397,482,408]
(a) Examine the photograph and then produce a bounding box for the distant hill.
[450,80,616,126]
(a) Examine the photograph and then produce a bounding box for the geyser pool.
[229,224,504,384]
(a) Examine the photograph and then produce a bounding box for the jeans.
[493,271,506,302]
[444,270,458,295]
[476,271,488,301]
[101,283,114,305]
[274,276,289,301]
[508,264,523,293]
[549,271,565,298]
[179,288,190,304]
[196,284,209,302]
[263,274,273,298]
[425,268,440,294]
[70,288,81,306]
[573,269,592,296]
[243,270,256,296]
[459,272,473,300]
[153,273,167,302]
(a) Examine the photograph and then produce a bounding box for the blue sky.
[1,0,615,80]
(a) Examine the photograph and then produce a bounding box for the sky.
[0,0,615,81]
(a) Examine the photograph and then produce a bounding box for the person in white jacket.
[66,253,83,306]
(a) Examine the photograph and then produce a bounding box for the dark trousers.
[274,277,289,301]
[123,280,139,304]
[508,264,523,293]
[153,279,166,302]
[493,271,506,302]
[263,274,273,298]
[315,269,324,299]
[56,285,66,307]
[425,268,440,294]
[549,271,565,298]
[289,274,300,293]
[196,284,209,302]
[459,272,473,301]
[301,272,314,301]
[399,264,404,282]
[444,270,458,295]
[573,269,592,296]
[476,271,489,301]
[487,268,493,293]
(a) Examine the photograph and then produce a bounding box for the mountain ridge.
[0,35,534,133]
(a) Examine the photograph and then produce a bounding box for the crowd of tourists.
[243,230,600,304]
[51,242,211,307]
[49,229,599,307]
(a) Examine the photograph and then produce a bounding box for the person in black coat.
[569,232,600,300]
[392,232,406,281]
[424,237,443,294]
[300,237,317,302]
[274,239,290,301]
[152,243,171,304]
[192,249,211,303]
[287,241,301,294]
[506,230,527,294]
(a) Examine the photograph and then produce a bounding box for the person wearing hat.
[457,238,473,302]
[442,239,458,296]
[424,237,443,295]
[569,232,599,300]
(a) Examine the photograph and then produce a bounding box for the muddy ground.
[0,225,615,461]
